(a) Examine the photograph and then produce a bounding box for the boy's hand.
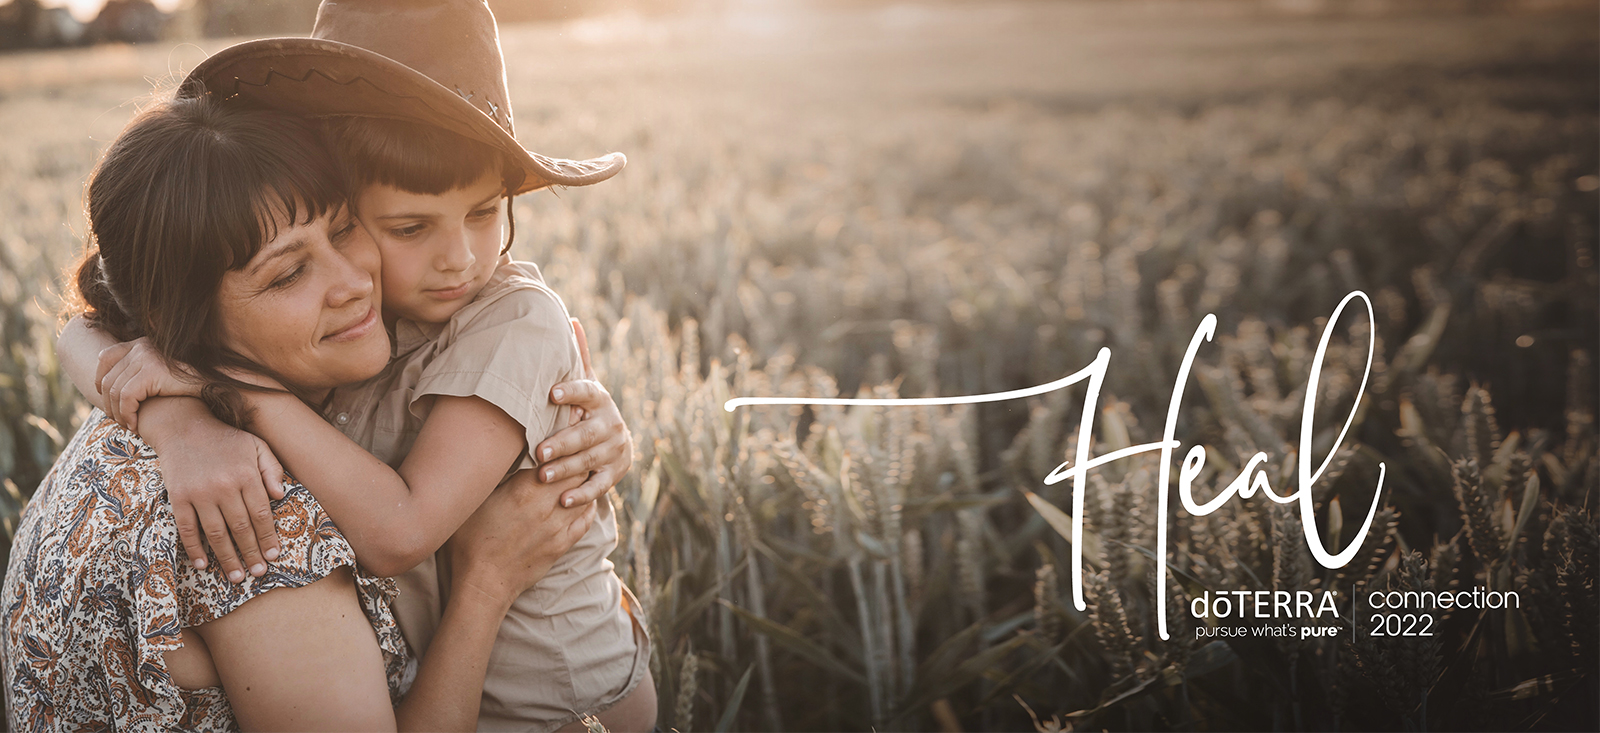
[534,319,633,509]
[95,337,204,432]
[141,399,287,583]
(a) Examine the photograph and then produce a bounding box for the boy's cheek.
[378,285,427,322]
[378,266,422,302]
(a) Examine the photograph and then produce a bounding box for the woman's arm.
[196,568,398,730]
[198,469,597,731]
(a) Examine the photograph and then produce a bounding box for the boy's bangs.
[325,116,506,195]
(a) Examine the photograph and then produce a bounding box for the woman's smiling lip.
[323,305,378,342]
[425,281,473,300]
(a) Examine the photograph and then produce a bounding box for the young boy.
[59,1,655,729]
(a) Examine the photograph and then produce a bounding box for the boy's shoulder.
[385,258,576,371]
[413,259,578,372]
[476,259,560,306]
[445,258,571,335]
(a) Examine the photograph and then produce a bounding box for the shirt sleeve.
[409,281,582,473]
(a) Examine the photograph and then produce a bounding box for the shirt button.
[336,413,350,425]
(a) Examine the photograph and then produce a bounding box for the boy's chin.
[391,298,471,326]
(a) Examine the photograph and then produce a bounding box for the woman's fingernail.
[264,548,279,561]
[194,558,207,570]
[228,570,244,583]
[543,447,553,461]
[250,563,265,576]
[545,468,555,481]
[564,496,573,507]
[553,388,564,401]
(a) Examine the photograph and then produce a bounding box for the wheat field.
[0,1,1596,730]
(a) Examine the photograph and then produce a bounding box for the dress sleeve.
[151,478,411,703]
[4,415,408,731]
[409,282,583,472]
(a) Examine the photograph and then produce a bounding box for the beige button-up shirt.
[324,259,648,731]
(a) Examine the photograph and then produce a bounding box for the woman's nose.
[327,243,376,307]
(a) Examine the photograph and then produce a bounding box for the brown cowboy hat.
[178,0,623,194]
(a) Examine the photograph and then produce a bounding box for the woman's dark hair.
[322,116,518,253]
[70,94,347,426]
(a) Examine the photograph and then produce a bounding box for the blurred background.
[1,0,704,47]
[0,0,685,46]
[0,0,1596,730]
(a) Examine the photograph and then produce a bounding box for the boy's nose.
[438,229,475,272]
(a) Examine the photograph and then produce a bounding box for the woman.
[1,95,601,729]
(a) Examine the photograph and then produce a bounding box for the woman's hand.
[136,398,287,583]
[94,337,204,431]
[446,468,597,607]
[533,318,633,509]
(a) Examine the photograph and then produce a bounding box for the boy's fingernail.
[264,548,279,561]
[543,447,553,461]
[553,388,564,401]
[250,563,265,576]
[228,570,244,583]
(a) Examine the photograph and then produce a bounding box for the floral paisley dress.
[1,412,409,730]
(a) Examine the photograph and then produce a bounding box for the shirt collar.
[391,317,445,359]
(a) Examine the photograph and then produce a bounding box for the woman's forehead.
[259,192,345,230]
[243,199,346,270]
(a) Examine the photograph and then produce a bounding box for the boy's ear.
[502,166,526,195]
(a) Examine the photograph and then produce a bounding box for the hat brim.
[179,38,623,194]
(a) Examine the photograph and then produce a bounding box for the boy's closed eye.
[390,223,428,239]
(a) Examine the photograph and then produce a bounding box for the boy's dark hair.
[323,116,518,253]
[71,94,348,427]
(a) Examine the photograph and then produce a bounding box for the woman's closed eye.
[331,219,360,243]
[268,264,305,291]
